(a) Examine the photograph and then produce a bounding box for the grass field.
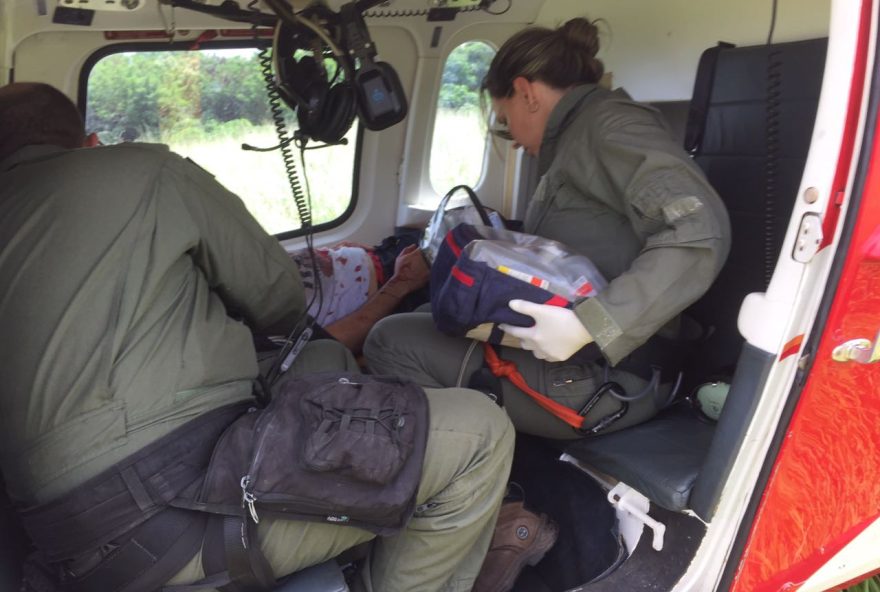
[166,125,357,235]
[429,108,490,193]
[157,108,490,235]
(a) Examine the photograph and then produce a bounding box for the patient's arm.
[324,245,428,354]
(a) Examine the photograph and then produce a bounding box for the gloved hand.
[499,299,594,362]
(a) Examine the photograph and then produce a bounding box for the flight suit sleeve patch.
[575,297,628,366]
[662,196,704,224]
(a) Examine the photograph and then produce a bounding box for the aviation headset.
[270,0,407,145]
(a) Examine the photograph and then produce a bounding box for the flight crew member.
[0,81,515,592]
[364,17,731,440]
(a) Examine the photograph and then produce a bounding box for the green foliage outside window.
[86,50,273,144]
[430,40,496,193]
[85,48,354,235]
[437,41,495,110]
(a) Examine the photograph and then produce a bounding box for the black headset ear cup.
[312,82,358,144]
[276,55,329,119]
[280,55,330,141]
[353,60,408,131]
[272,19,358,144]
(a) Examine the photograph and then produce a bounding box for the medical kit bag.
[430,223,608,344]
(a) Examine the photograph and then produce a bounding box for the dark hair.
[0,82,85,163]
[482,17,604,98]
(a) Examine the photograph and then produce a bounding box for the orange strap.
[482,343,586,430]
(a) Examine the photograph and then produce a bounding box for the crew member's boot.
[472,500,559,592]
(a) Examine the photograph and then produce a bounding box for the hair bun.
[559,18,600,58]
[482,16,605,96]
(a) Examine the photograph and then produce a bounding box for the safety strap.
[224,516,276,591]
[189,514,276,592]
[684,41,736,153]
[482,344,587,430]
[20,403,248,563]
[67,508,206,592]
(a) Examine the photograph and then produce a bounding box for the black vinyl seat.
[564,38,828,519]
[565,404,715,512]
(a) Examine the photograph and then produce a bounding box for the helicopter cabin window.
[82,45,359,237]
[429,40,496,194]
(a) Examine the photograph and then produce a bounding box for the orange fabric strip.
[482,343,585,430]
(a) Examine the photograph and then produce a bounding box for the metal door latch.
[793,213,824,263]
[832,331,880,364]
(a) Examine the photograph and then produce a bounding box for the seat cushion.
[564,405,716,512]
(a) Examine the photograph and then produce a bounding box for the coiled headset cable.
[245,9,325,387]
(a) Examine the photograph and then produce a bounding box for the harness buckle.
[240,476,260,524]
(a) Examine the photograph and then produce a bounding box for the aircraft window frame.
[428,39,497,197]
[78,39,362,241]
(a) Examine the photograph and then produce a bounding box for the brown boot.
[472,500,559,592]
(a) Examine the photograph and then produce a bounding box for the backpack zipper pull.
[240,476,260,524]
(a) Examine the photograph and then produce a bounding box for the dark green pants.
[364,313,661,439]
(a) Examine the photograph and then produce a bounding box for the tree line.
[86,42,494,143]
[86,51,271,143]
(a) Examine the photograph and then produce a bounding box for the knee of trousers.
[294,339,359,373]
[424,387,515,454]
[363,314,427,369]
[362,315,393,364]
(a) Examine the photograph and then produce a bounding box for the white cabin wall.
[13,31,105,96]
[6,0,244,98]
[536,0,832,101]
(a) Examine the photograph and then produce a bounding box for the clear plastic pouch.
[463,229,608,301]
[420,185,504,263]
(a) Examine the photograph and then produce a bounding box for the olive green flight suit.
[0,144,513,592]
[365,84,731,439]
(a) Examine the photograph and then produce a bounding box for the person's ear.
[83,132,100,148]
[512,77,533,101]
[512,77,538,112]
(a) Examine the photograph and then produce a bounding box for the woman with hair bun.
[365,18,731,440]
